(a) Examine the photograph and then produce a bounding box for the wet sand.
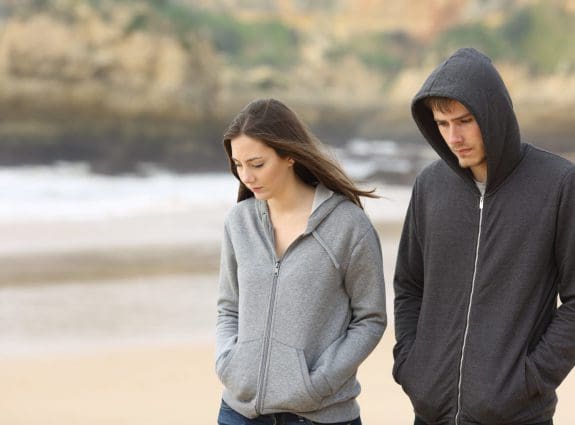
[2,188,575,424]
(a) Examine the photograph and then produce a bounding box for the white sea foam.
[0,163,237,222]
[0,159,412,224]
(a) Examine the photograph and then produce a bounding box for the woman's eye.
[252,163,264,168]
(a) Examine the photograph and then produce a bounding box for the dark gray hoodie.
[216,185,386,423]
[393,48,575,424]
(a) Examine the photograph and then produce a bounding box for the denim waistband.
[257,412,356,424]
[257,412,306,424]
[220,399,358,425]
[258,412,353,425]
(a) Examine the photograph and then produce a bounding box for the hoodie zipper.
[255,200,322,413]
[455,195,484,424]
[254,259,281,414]
[254,223,306,414]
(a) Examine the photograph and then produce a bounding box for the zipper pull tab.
[479,196,484,210]
[273,261,280,276]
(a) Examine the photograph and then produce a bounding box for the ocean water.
[0,163,238,222]
[0,138,430,223]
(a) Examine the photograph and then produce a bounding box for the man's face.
[432,100,487,183]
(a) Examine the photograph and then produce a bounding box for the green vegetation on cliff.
[9,0,575,75]
[436,3,575,74]
[123,1,300,67]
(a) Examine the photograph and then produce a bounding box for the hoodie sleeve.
[527,168,575,393]
[215,223,239,377]
[392,184,424,384]
[308,226,387,398]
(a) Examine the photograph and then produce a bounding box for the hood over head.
[412,47,523,193]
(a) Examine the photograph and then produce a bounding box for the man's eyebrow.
[435,112,473,123]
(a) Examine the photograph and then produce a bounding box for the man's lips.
[454,148,472,156]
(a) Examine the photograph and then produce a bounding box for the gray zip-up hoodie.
[216,185,386,423]
[393,48,575,424]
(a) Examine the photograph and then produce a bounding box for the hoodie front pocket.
[399,344,453,423]
[393,345,413,386]
[219,339,262,403]
[463,353,541,423]
[262,339,323,413]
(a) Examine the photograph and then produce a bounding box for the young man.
[393,47,575,425]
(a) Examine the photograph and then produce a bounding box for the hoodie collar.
[311,183,334,213]
[255,183,344,235]
[411,47,524,194]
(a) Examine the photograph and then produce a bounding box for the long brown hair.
[223,98,377,208]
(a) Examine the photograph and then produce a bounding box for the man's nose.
[447,125,463,145]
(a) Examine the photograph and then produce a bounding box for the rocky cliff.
[0,0,574,172]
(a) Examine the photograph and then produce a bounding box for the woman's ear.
[287,157,295,166]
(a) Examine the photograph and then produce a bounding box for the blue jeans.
[218,400,362,425]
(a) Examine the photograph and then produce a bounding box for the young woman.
[216,98,386,425]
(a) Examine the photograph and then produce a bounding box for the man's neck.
[471,165,487,184]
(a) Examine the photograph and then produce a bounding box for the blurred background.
[1,0,574,424]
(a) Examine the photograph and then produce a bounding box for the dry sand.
[0,335,412,425]
[1,333,574,425]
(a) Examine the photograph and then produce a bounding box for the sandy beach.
[2,331,574,424]
[1,183,575,424]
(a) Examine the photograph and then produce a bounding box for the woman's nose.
[239,168,255,183]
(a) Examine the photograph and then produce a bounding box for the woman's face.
[230,135,294,201]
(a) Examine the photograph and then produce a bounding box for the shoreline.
[0,242,220,286]
[0,219,403,286]
[0,185,407,286]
